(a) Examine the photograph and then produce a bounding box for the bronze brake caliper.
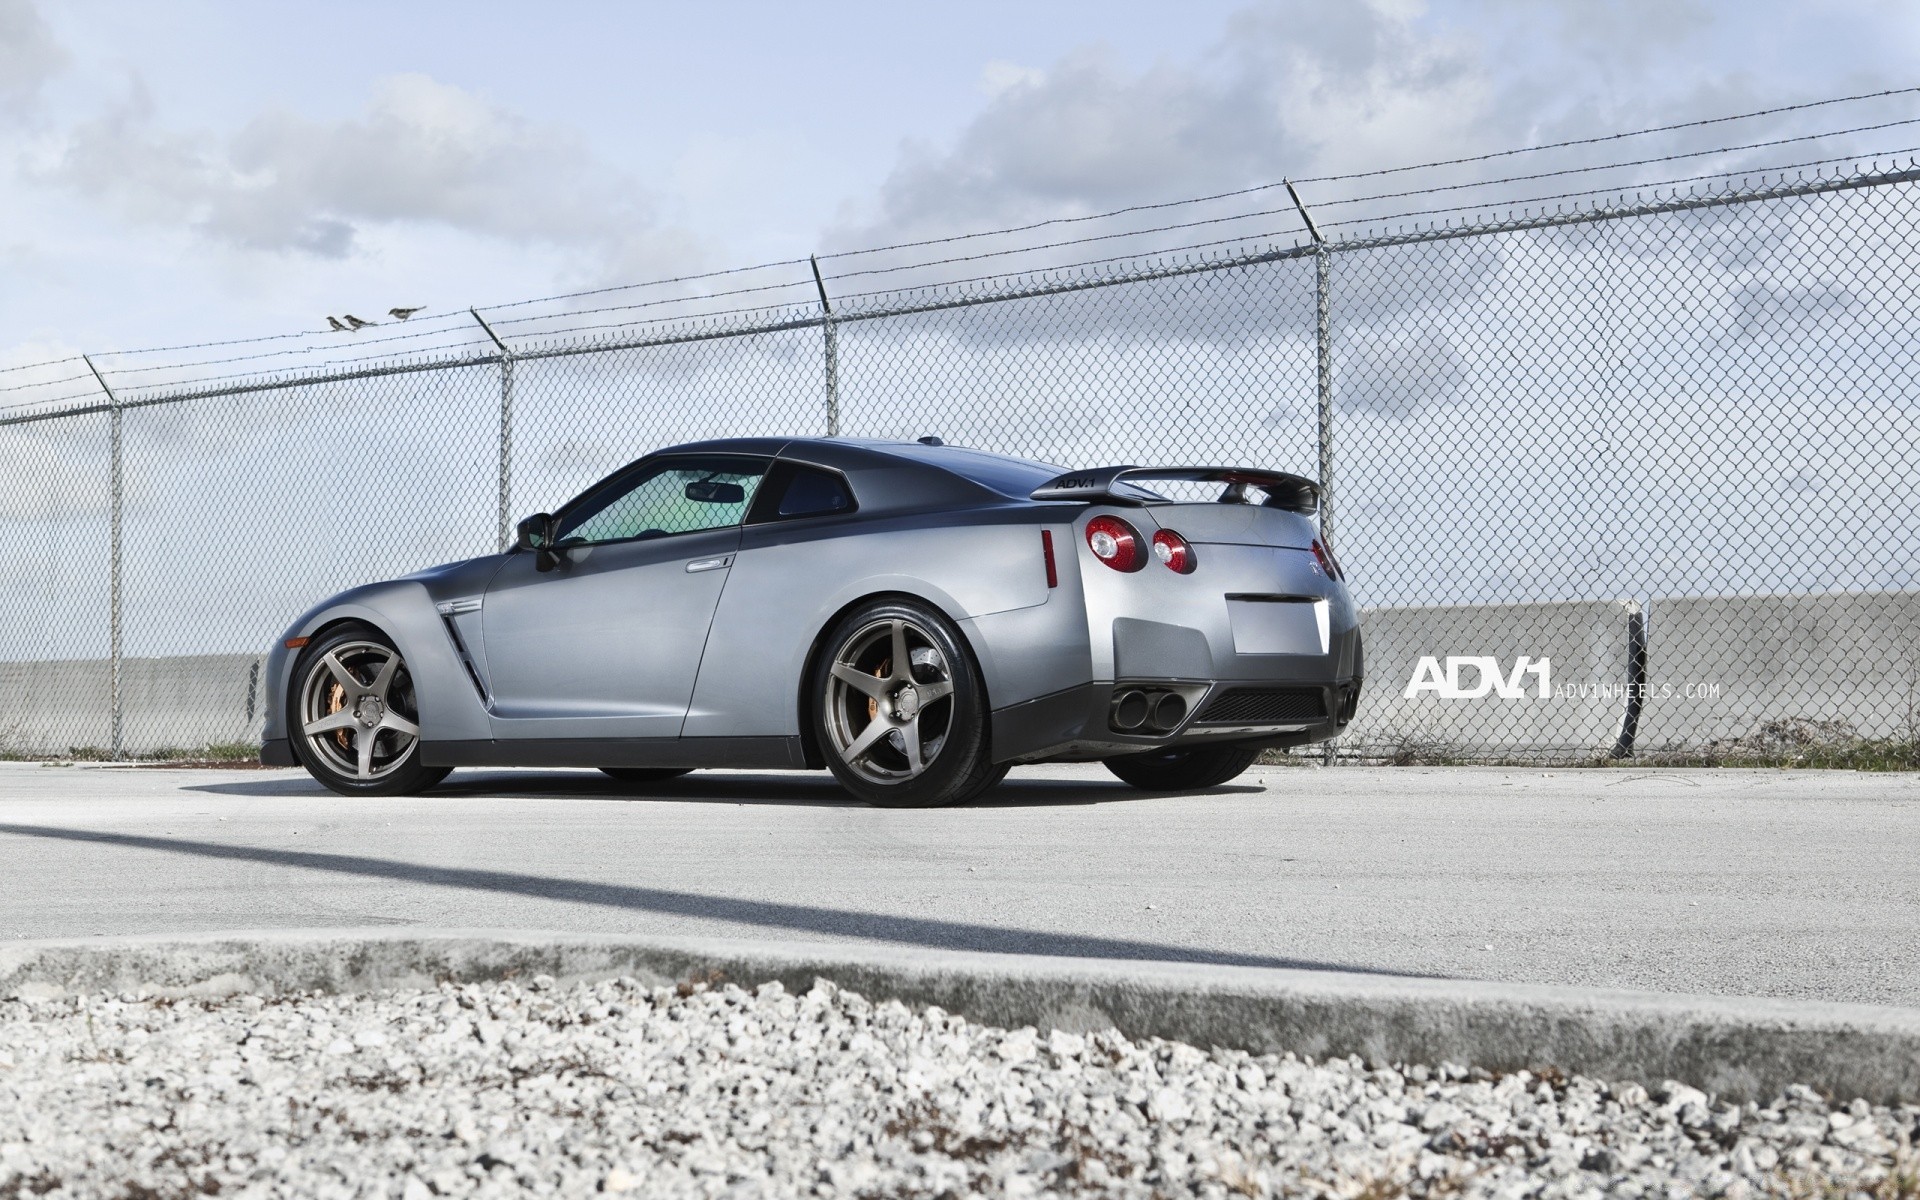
[867,657,889,723]
[327,681,350,751]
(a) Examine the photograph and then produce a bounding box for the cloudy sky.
[4,0,1918,376]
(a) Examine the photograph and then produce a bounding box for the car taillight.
[1311,537,1344,581]
[1151,528,1195,574]
[1085,515,1144,571]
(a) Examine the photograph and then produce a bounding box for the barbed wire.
[475,258,815,314]
[487,277,821,329]
[98,345,502,400]
[484,298,822,347]
[816,127,1920,289]
[1291,84,1920,184]
[99,328,492,378]
[1317,147,1920,234]
[819,209,1303,287]
[1302,117,1920,210]
[831,231,1305,306]
[808,118,1920,300]
[0,371,95,395]
[3,87,1916,395]
[99,309,475,358]
[0,354,85,377]
[814,91,1920,261]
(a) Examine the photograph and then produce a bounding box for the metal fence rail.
[2,163,1916,763]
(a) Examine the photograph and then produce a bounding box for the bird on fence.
[326,316,348,332]
[388,306,425,320]
[343,315,373,330]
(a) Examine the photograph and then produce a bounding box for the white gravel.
[1,975,1915,1199]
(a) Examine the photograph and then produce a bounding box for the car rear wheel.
[811,599,997,808]
[599,767,693,786]
[1103,744,1260,791]
[290,625,449,797]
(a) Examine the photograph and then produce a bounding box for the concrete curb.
[3,929,1917,1104]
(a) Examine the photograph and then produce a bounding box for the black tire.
[288,623,450,797]
[599,767,694,785]
[1103,744,1260,791]
[809,598,997,808]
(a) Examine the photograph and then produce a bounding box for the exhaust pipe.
[1111,690,1150,731]
[1149,692,1187,732]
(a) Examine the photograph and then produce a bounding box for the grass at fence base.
[1262,735,1920,770]
[1623,738,1920,771]
[144,742,262,764]
[0,742,262,765]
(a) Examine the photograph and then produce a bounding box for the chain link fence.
[3,165,1917,764]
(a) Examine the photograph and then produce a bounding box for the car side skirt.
[418,736,808,770]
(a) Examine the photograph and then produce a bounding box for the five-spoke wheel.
[290,626,448,796]
[812,600,998,807]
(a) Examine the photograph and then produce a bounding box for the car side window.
[774,466,856,519]
[556,456,768,545]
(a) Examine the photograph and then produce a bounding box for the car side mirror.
[514,513,554,552]
[515,513,565,571]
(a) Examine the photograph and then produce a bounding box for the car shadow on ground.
[183,770,1263,808]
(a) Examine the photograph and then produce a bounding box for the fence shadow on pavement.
[0,822,1423,975]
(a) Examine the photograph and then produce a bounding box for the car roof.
[655,437,1067,504]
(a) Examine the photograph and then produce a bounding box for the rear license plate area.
[1227,598,1329,655]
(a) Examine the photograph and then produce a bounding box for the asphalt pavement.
[1,761,1913,1006]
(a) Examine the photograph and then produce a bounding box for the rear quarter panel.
[682,507,1078,738]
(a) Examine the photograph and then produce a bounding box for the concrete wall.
[1343,599,1638,757]
[0,654,264,757]
[4,589,1915,759]
[1640,591,1920,748]
[0,659,111,755]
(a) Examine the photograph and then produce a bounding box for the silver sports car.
[261,438,1363,806]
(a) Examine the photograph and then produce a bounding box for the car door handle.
[685,555,733,574]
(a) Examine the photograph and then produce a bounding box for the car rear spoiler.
[1030,465,1320,514]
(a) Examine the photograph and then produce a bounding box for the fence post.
[84,355,124,760]
[1286,181,1335,546]
[1314,248,1335,547]
[810,256,840,437]
[1287,183,1339,766]
[471,310,515,551]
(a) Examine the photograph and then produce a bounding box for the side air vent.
[1193,686,1326,725]
[439,615,490,702]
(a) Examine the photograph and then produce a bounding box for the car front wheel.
[290,625,449,797]
[811,600,998,808]
[1103,744,1260,791]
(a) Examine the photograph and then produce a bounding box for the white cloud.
[840,1,1499,245]
[42,73,662,262]
[833,0,1914,265]
[0,0,66,114]
[978,61,1046,99]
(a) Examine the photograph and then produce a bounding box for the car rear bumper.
[260,738,295,767]
[989,620,1364,763]
[989,676,1361,763]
